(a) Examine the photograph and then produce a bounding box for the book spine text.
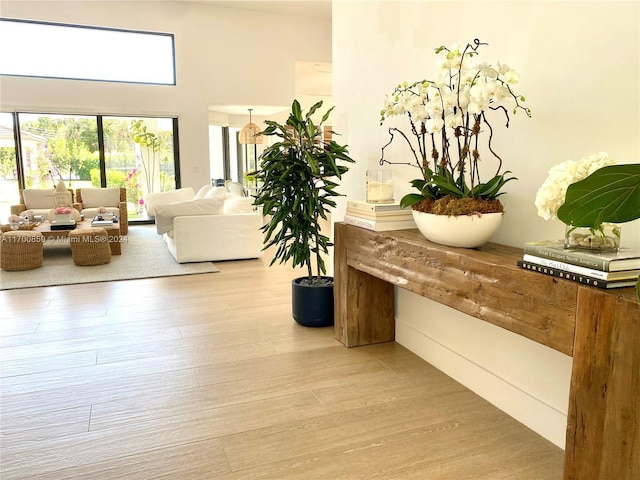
[343,215,415,231]
[517,260,631,289]
[522,254,610,279]
[523,245,608,270]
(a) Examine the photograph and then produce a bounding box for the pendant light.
[238,108,263,144]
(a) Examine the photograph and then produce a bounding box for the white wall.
[332,0,639,448]
[0,1,331,189]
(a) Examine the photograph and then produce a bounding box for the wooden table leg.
[334,222,395,347]
[564,287,640,479]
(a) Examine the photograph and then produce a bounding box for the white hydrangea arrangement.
[379,39,531,211]
[535,152,617,220]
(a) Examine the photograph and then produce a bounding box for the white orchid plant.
[380,39,531,212]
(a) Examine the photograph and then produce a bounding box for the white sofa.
[153,185,263,263]
[163,213,263,263]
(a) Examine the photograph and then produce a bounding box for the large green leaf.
[400,193,424,208]
[306,100,324,119]
[472,172,517,199]
[291,100,303,121]
[557,164,640,228]
[431,174,465,197]
[321,107,334,124]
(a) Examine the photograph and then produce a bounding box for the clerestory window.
[0,18,175,85]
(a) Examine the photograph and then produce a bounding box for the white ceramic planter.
[412,210,504,248]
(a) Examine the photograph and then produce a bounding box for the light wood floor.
[0,247,564,479]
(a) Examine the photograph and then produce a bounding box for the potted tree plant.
[254,100,355,327]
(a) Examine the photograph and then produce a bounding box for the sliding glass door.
[1,112,179,223]
[17,113,98,190]
[103,116,177,219]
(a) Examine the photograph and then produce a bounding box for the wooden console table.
[333,222,639,480]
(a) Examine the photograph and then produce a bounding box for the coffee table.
[35,220,123,255]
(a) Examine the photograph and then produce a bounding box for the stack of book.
[344,200,416,232]
[92,215,115,227]
[519,240,640,289]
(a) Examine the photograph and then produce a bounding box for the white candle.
[366,170,394,203]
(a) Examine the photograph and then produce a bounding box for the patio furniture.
[75,187,128,235]
[34,220,122,255]
[0,230,44,271]
[10,185,75,218]
[68,227,112,266]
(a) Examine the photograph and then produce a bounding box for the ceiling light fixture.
[238,108,263,145]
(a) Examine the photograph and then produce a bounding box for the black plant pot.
[291,276,334,327]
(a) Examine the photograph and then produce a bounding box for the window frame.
[0,17,176,86]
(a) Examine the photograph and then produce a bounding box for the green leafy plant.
[243,170,258,187]
[130,120,160,194]
[535,152,618,223]
[254,100,355,284]
[557,164,640,228]
[556,163,640,301]
[379,39,530,213]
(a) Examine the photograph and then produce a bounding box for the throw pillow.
[223,196,255,214]
[204,186,226,200]
[22,189,56,209]
[225,181,246,197]
[81,188,120,208]
[154,197,224,235]
[145,188,195,216]
[194,185,212,199]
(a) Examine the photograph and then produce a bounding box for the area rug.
[0,225,219,290]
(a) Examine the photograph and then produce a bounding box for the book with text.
[343,214,416,232]
[522,254,640,281]
[345,207,413,222]
[346,200,409,214]
[523,240,640,272]
[517,260,638,289]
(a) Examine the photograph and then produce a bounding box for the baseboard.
[396,318,569,449]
